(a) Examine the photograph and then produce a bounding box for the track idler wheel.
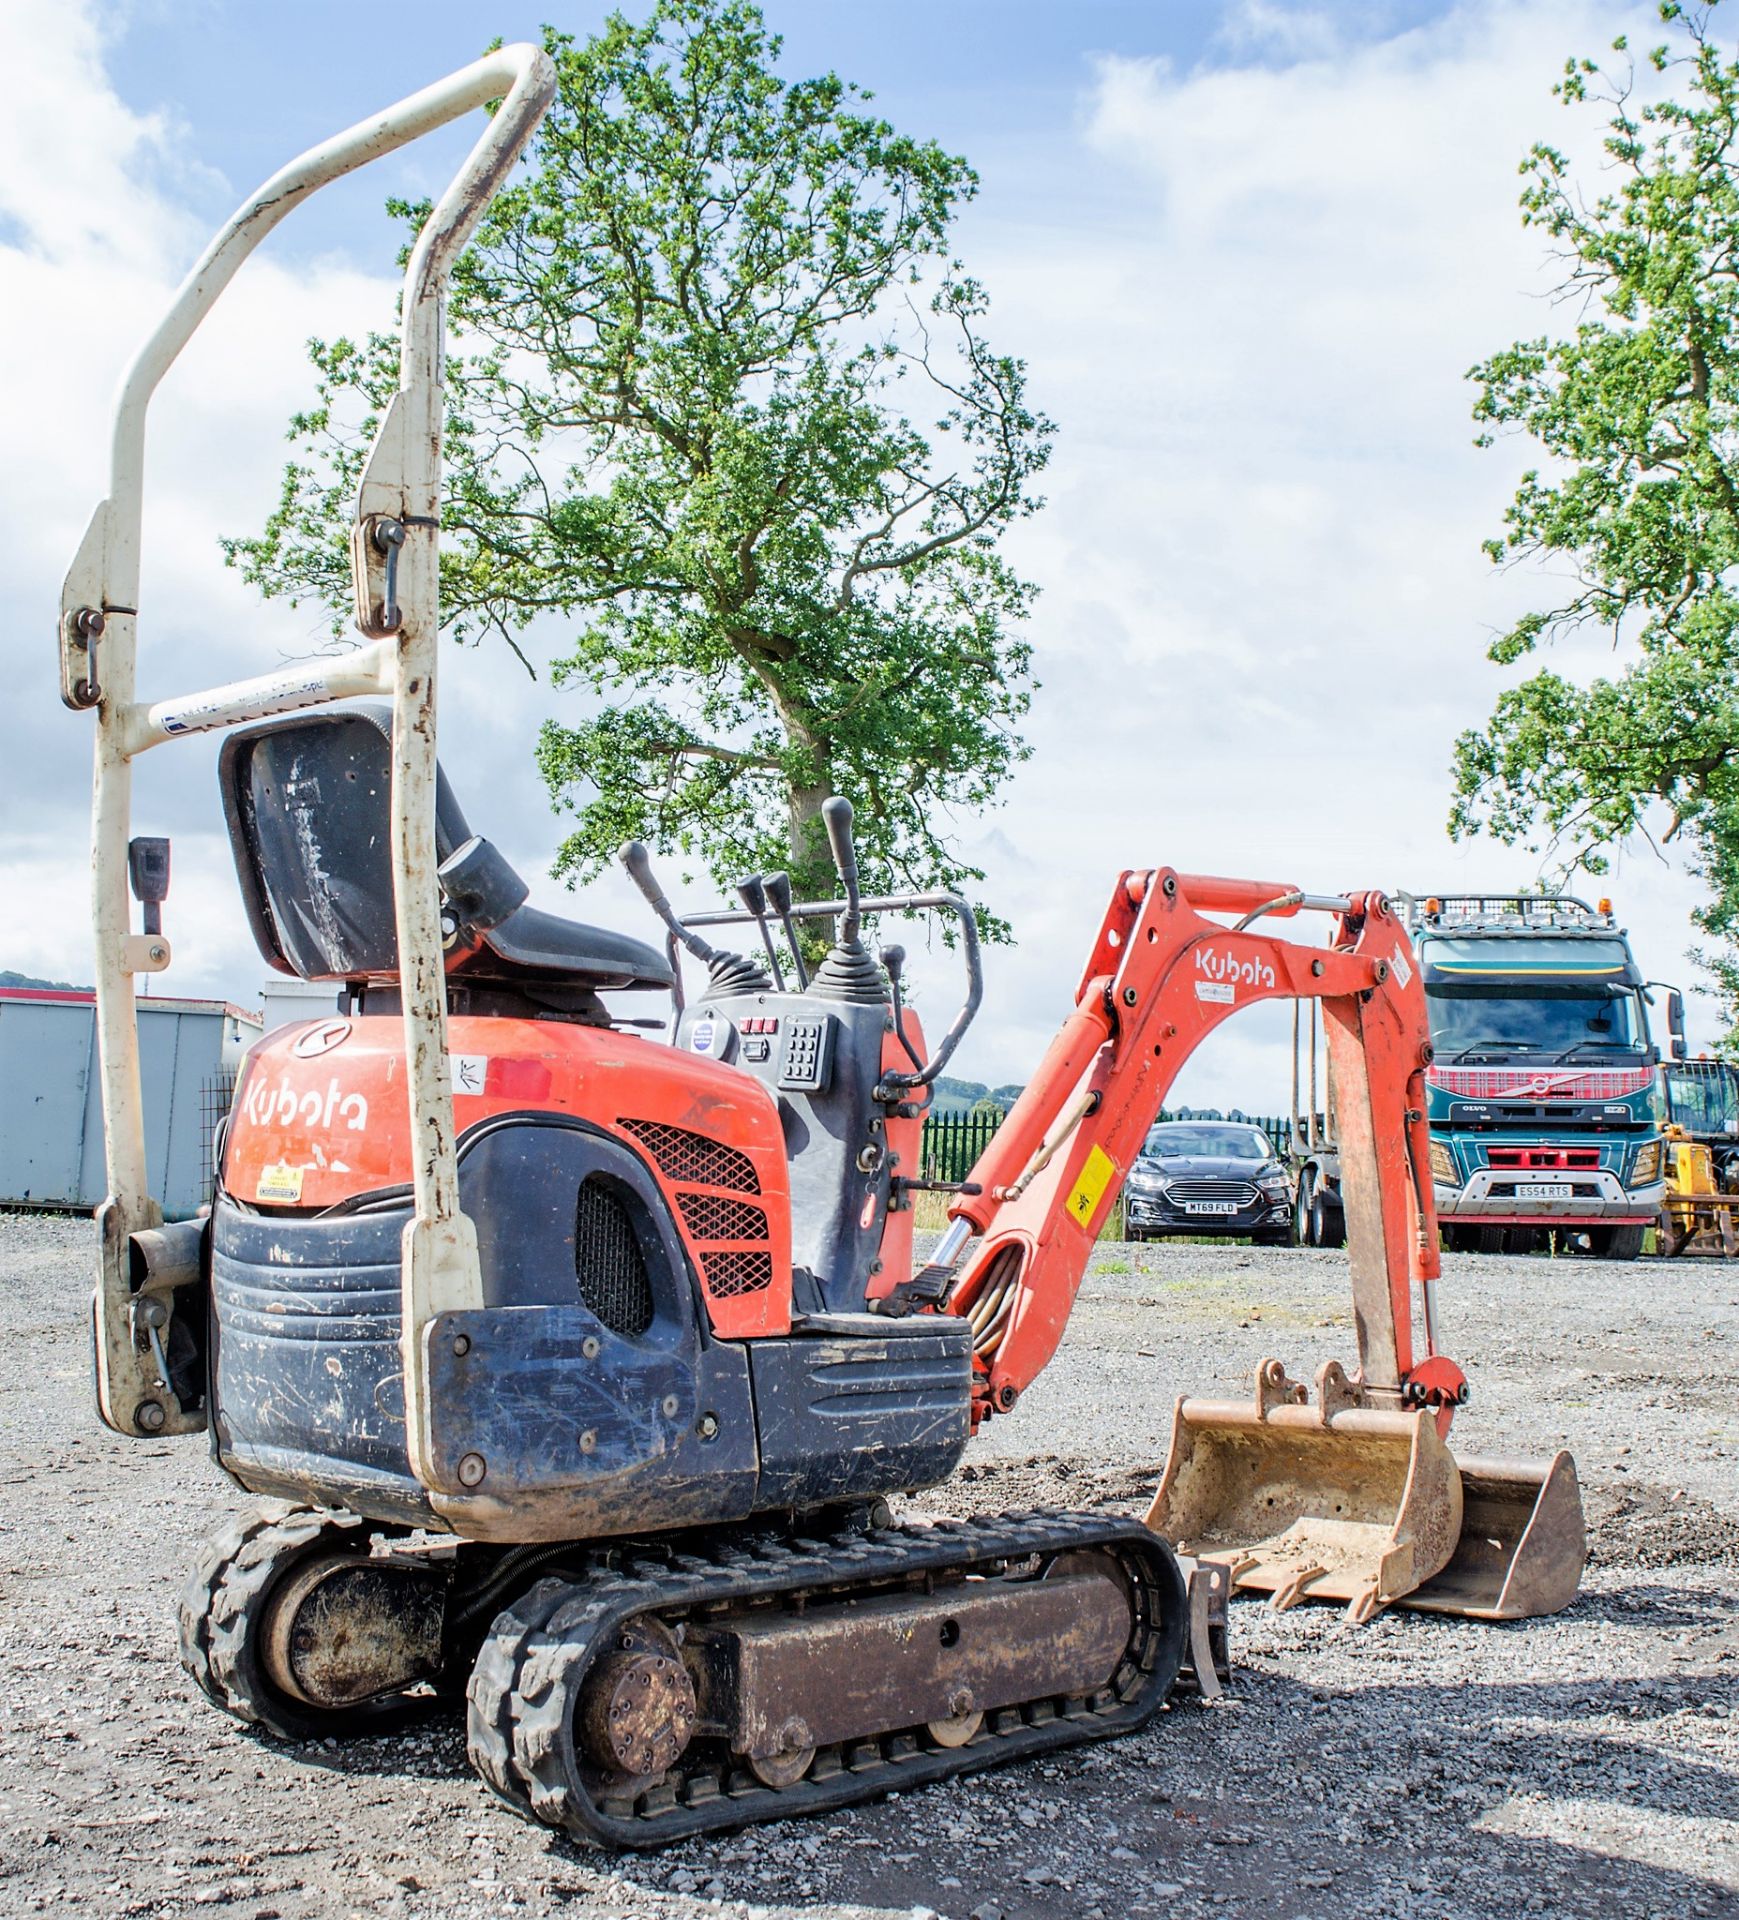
[179,1500,444,1740]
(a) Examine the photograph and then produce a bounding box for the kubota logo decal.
[242,1073,369,1133]
[1194,946,1276,990]
[291,1018,351,1058]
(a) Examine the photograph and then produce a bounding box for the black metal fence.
[920,1110,1007,1183]
[921,1105,1295,1184]
[199,1070,237,1205]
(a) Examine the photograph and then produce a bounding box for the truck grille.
[700,1250,774,1297]
[1164,1179,1260,1208]
[618,1118,760,1193]
[676,1192,769,1242]
[1429,1065,1653,1101]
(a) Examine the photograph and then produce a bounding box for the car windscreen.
[1425,987,1641,1062]
[1141,1125,1271,1161]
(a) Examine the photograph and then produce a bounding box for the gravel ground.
[1,1211,1735,1920]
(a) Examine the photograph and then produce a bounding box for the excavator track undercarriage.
[180,1503,1188,1847]
[468,1508,1186,1848]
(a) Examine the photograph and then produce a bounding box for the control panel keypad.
[777,1014,835,1092]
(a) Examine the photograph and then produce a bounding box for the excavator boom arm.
[942,870,1455,1423]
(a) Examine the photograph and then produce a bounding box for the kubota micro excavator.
[59,50,1588,1848]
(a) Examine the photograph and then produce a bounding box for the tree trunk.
[787,776,838,962]
[788,780,833,894]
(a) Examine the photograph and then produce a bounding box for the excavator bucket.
[1144,1359,1463,1623]
[1397,1450,1586,1621]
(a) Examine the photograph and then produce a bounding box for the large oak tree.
[229,1,1050,927]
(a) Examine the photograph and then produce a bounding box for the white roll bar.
[61,47,556,1465]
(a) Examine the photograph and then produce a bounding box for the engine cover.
[224,1013,794,1339]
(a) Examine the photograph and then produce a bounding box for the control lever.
[621,841,721,963]
[736,874,787,991]
[618,841,770,995]
[881,943,923,1074]
[763,870,809,990]
[821,796,861,945]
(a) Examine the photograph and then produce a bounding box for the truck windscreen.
[1426,989,1641,1062]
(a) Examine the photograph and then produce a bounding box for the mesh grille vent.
[619,1119,760,1193]
[701,1250,774,1297]
[574,1179,654,1336]
[677,1192,769,1243]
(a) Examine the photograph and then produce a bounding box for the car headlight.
[1257,1172,1291,1198]
[1428,1137,1459,1185]
[1630,1139,1661,1186]
[1126,1166,1164,1192]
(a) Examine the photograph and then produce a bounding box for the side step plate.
[468,1510,1189,1848]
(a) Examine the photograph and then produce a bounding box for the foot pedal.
[870,1262,955,1318]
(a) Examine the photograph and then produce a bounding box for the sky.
[0,0,1721,1111]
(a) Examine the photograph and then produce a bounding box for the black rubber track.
[466,1508,1188,1849]
[178,1498,313,1711]
[180,1499,433,1742]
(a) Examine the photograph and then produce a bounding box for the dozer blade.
[1144,1359,1463,1623]
[1397,1449,1586,1621]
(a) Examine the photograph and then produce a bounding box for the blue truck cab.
[1404,893,1667,1259]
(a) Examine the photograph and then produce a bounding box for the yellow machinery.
[1659,1060,1739,1256]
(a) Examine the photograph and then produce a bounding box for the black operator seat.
[218,707,673,999]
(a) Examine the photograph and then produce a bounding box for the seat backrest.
[219,707,470,982]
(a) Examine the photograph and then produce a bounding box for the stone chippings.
[0,1210,1734,1919]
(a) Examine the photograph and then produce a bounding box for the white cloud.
[943,0,1717,1103]
[1215,1,1343,63]
[0,0,1720,1121]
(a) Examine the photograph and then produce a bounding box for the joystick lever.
[763,870,809,991]
[807,796,885,1006]
[620,840,718,963]
[736,873,786,991]
[619,841,771,996]
[821,796,861,946]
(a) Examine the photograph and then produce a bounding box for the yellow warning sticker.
[257,1162,305,1205]
[1066,1144,1117,1229]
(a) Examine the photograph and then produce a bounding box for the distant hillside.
[930,1077,1026,1114]
[1,969,90,992]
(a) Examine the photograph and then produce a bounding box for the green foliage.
[1454,2,1739,1020]
[226,1,1049,925]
